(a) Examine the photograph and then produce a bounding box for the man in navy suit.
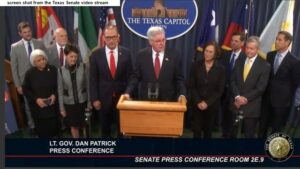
[259,31,299,137]
[89,25,133,138]
[231,36,270,138]
[219,32,246,138]
[124,26,186,101]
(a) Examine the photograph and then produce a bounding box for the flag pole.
[246,0,254,39]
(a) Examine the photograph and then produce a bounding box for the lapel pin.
[165,58,169,61]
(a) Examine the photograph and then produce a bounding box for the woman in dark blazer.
[23,49,60,138]
[57,44,89,138]
[190,41,226,138]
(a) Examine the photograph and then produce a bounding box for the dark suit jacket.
[266,51,299,107]
[219,50,246,83]
[293,61,300,87]
[219,50,246,92]
[190,59,226,111]
[231,56,271,118]
[89,46,132,104]
[126,47,186,101]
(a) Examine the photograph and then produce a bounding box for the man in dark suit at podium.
[259,31,299,137]
[124,26,186,101]
[231,36,270,138]
[89,25,133,138]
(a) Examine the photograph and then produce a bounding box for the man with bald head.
[47,28,69,67]
[89,25,133,138]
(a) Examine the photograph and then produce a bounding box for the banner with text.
[1,0,120,6]
[121,0,198,40]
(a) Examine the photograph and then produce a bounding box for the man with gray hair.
[125,26,186,101]
[230,36,270,138]
[47,28,69,68]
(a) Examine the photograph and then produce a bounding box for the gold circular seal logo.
[265,133,294,162]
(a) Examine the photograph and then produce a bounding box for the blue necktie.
[229,53,236,71]
[27,41,32,57]
[274,53,282,74]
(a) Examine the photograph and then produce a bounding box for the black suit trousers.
[259,105,290,137]
[193,107,217,138]
[221,87,234,137]
[98,96,120,138]
[271,106,290,134]
[243,118,258,138]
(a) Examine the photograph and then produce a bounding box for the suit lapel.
[226,50,233,65]
[115,47,123,79]
[101,49,113,79]
[158,50,170,80]
[275,52,290,75]
[147,49,157,80]
[269,53,275,67]
[52,45,60,66]
[18,40,28,58]
[54,46,59,58]
[238,56,246,85]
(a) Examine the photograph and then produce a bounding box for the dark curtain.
[5,0,298,79]
[292,0,300,58]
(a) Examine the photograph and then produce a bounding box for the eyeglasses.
[104,36,118,40]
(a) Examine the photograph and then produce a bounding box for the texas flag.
[222,0,254,50]
[5,83,18,135]
[196,0,219,52]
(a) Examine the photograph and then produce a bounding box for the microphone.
[147,82,159,101]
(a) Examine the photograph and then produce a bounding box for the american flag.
[98,8,116,48]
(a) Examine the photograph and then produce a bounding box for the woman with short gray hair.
[23,49,61,138]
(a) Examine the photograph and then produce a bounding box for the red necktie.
[110,50,116,79]
[154,53,160,79]
[60,47,64,66]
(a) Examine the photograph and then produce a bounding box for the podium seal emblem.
[265,132,294,162]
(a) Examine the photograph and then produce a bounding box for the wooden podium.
[117,95,187,137]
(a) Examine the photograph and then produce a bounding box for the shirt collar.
[152,49,164,57]
[247,54,258,63]
[233,49,242,56]
[56,43,65,49]
[105,46,118,54]
[22,39,32,44]
[277,49,289,58]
